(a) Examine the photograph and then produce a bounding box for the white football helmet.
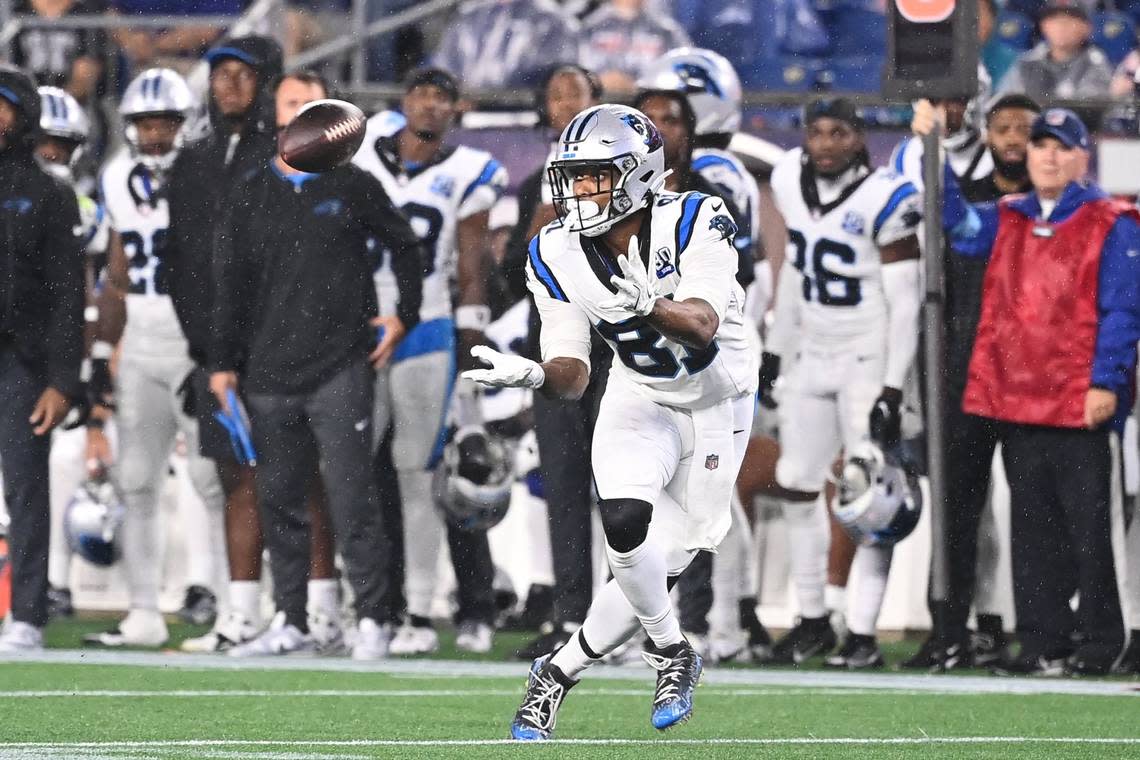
[638,47,743,137]
[833,444,922,547]
[65,475,127,567]
[432,425,514,532]
[119,68,195,173]
[548,104,668,237]
[36,86,89,181]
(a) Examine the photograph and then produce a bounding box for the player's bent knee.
[599,498,654,553]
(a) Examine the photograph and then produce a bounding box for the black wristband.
[86,417,106,431]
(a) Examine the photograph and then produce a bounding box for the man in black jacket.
[209,71,425,659]
[0,66,84,652]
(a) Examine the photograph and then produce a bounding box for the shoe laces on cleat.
[514,665,572,736]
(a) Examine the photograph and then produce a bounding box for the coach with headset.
[922,108,1140,676]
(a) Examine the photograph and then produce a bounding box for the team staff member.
[901,94,1040,671]
[209,71,425,659]
[504,63,607,660]
[929,108,1140,676]
[0,66,85,652]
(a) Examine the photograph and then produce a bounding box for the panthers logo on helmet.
[672,62,724,98]
[708,213,738,242]
[620,112,663,151]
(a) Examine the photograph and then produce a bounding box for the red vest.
[963,197,1132,428]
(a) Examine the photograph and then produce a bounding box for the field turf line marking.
[0,687,967,699]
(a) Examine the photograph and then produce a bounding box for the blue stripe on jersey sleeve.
[461,158,504,203]
[528,235,568,302]
[873,182,919,239]
[692,153,743,178]
[893,137,909,175]
[677,193,707,254]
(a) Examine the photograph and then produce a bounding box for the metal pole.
[921,131,949,638]
[350,0,366,86]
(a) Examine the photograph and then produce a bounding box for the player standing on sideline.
[352,68,507,655]
[465,104,757,738]
[79,69,228,648]
[638,47,772,662]
[0,66,85,653]
[34,85,110,620]
[761,99,922,667]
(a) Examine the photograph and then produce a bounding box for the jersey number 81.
[596,317,719,378]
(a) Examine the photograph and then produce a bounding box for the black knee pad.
[599,498,653,553]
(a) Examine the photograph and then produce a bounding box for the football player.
[761,98,922,668]
[465,104,757,738]
[638,47,772,662]
[353,68,507,655]
[81,69,228,648]
[35,86,110,621]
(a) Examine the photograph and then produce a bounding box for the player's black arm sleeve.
[42,185,86,398]
[208,204,251,373]
[357,172,423,331]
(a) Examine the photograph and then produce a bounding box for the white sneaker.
[706,629,748,664]
[455,620,494,654]
[308,610,347,655]
[682,630,709,659]
[227,611,314,657]
[351,618,392,660]
[83,609,168,647]
[0,621,44,653]
[388,622,439,655]
[180,611,260,653]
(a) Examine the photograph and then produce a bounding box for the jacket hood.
[0,65,41,150]
[204,35,284,139]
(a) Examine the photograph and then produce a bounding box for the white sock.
[551,579,642,678]
[825,584,847,616]
[848,545,893,637]
[229,580,261,626]
[782,496,829,618]
[308,578,340,617]
[399,468,444,618]
[606,540,681,649]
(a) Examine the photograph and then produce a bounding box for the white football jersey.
[353,110,509,322]
[100,149,185,350]
[527,191,758,410]
[693,147,761,257]
[770,148,921,343]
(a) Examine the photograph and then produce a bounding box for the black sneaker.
[515,621,576,661]
[47,585,74,620]
[991,651,1067,677]
[740,598,773,663]
[642,639,703,731]
[938,639,974,671]
[900,634,940,670]
[177,585,217,626]
[824,633,885,670]
[1111,631,1140,675]
[509,653,577,741]
[971,629,1014,668]
[769,616,837,665]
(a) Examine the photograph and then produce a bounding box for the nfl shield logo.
[704,454,719,471]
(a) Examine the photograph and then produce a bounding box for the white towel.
[680,396,737,552]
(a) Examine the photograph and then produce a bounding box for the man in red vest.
[933,108,1140,676]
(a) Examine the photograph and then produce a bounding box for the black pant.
[0,349,51,627]
[1002,424,1125,661]
[676,550,712,634]
[935,396,1002,638]
[246,358,390,628]
[533,358,607,625]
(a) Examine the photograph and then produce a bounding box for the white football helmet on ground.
[547,104,668,237]
[637,47,743,136]
[833,444,922,547]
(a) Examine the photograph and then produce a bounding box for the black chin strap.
[799,148,872,217]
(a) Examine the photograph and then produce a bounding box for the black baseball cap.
[804,98,865,131]
[1039,0,1090,22]
[404,67,460,102]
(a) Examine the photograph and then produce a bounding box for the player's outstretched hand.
[462,345,546,389]
[910,99,946,138]
[600,236,658,317]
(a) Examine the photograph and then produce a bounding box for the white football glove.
[600,236,658,317]
[462,345,546,389]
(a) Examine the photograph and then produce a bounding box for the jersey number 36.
[788,230,862,306]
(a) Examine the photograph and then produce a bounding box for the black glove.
[757,351,781,410]
[88,357,115,412]
[869,387,903,450]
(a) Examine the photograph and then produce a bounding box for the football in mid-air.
[278,99,366,173]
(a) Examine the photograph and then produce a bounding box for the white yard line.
[2,650,1138,697]
[0,687,972,698]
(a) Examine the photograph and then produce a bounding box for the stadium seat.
[995,10,1035,51]
[820,8,886,58]
[818,55,883,93]
[1093,11,1137,66]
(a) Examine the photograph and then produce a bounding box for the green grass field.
[2,618,1138,759]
